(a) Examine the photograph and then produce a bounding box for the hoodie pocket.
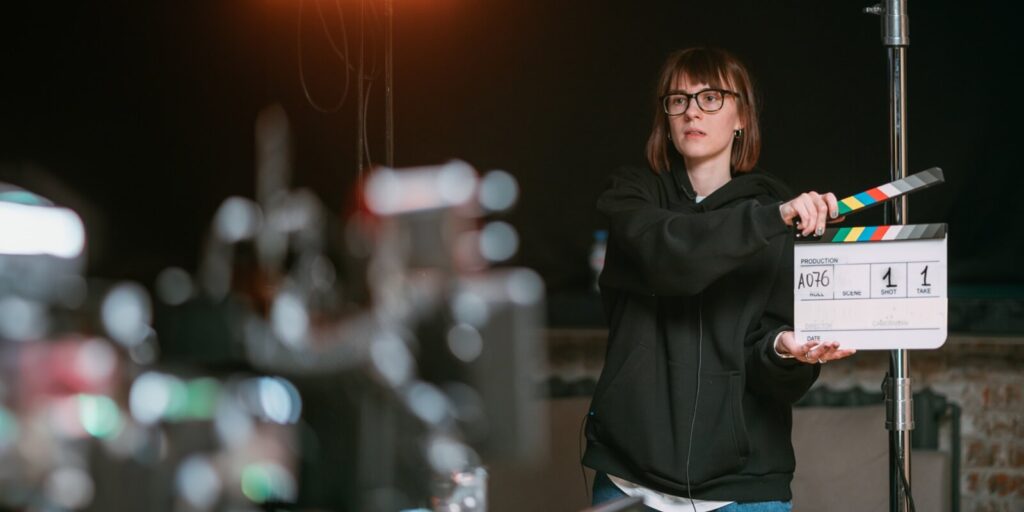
[688,370,753,477]
[592,363,751,487]
[662,369,751,484]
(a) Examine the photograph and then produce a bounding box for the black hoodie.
[583,162,820,502]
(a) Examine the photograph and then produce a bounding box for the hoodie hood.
[668,156,793,210]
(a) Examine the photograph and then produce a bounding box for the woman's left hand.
[776,331,856,365]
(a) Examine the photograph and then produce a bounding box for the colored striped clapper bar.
[835,167,944,216]
[803,223,947,244]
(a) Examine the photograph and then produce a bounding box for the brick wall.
[819,339,1024,512]
[545,330,1024,512]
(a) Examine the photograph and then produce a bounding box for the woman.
[583,47,856,511]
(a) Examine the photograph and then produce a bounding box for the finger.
[794,342,818,362]
[816,199,829,237]
[806,345,832,361]
[818,345,857,363]
[810,192,828,237]
[816,345,839,361]
[794,201,815,236]
[808,342,840,360]
[797,341,821,354]
[827,215,847,224]
[824,193,839,220]
[780,202,796,225]
[827,348,857,361]
[804,194,825,236]
[789,196,808,227]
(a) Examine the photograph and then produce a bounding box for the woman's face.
[667,74,744,169]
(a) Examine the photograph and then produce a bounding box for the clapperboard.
[794,168,947,350]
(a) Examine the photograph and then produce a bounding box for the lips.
[683,128,706,137]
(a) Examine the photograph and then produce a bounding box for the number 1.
[883,267,897,288]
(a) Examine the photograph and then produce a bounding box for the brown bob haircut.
[645,47,761,174]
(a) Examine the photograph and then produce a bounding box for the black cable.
[297,0,350,113]
[579,412,590,500]
[684,294,703,512]
[363,0,382,79]
[317,0,357,74]
[362,79,374,167]
[895,442,917,512]
[355,0,365,186]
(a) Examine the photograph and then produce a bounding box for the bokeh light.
[451,291,489,327]
[405,382,448,426]
[426,435,471,474]
[129,372,172,425]
[506,268,544,305]
[183,377,220,420]
[130,373,222,426]
[243,376,302,425]
[241,462,296,503]
[214,196,262,243]
[479,221,518,262]
[478,170,518,212]
[436,160,477,206]
[366,161,478,215]
[0,296,47,341]
[77,394,123,439]
[0,405,19,451]
[0,202,85,258]
[76,339,117,387]
[176,454,222,510]
[446,323,483,363]
[369,333,413,387]
[270,291,309,348]
[44,467,94,509]
[101,282,152,348]
[155,267,194,306]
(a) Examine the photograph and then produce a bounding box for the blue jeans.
[592,472,792,512]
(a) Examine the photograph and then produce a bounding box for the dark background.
[2,0,1021,314]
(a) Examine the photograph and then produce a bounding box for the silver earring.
[734,129,744,139]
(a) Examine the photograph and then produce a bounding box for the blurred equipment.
[217,150,547,510]
[0,183,86,308]
[0,106,545,511]
[176,107,546,511]
[580,496,646,512]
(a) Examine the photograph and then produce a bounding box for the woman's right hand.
[779,191,845,237]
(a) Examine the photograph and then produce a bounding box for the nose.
[682,98,702,119]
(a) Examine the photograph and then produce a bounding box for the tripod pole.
[384,0,394,167]
[866,1,913,510]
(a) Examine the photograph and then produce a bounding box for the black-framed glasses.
[660,88,739,116]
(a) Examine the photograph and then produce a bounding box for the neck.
[684,154,733,197]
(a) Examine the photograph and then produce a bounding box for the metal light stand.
[384,0,394,167]
[865,1,913,511]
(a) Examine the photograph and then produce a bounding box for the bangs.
[662,52,735,93]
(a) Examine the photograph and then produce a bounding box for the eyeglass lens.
[664,90,726,115]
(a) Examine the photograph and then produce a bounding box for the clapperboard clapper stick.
[833,167,944,217]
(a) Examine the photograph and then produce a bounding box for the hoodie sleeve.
[597,166,790,296]
[744,239,819,404]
